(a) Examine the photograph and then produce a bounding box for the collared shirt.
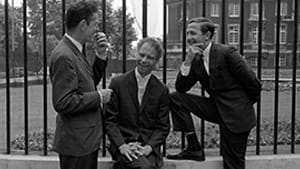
[181,42,212,76]
[202,42,211,75]
[135,68,152,105]
[65,33,83,54]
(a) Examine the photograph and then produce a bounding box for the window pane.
[251,3,258,16]
[211,3,219,17]
[228,25,239,44]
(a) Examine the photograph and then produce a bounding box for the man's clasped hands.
[118,142,153,161]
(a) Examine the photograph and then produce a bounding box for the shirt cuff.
[180,63,191,76]
[97,90,103,108]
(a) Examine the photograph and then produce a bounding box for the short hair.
[136,37,164,60]
[188,17,217,39]
[66,1,98,30]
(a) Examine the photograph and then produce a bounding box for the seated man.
[105,37,170,169]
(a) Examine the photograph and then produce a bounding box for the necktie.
[198,54,209,78]
[82,43,86,56]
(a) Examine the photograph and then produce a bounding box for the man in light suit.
[166,17,261,169]
[50,1,112,169]
[105,37,170,169]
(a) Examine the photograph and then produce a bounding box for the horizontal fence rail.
[0,0,299,157]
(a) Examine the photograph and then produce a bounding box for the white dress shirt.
[135,68,152,105]
[65,33,83,54]
[180,42,212,76]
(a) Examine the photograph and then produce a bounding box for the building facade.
[167,0,300,68]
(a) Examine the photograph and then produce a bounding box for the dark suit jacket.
[176,43,261,133]
[105,70,170,168]
[50,36,107,156]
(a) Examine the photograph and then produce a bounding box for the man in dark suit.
[166,17,261,169]
[105,37,170,169]
[50,1,112,169]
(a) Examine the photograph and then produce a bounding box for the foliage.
[0,3,24,71]
[107,7,138,59]
[11,128,55,151]
[86,0,138,60]
[11,120,300,151]
[166,119,300,149]
[1,0,138,72]
[261,81,300,92]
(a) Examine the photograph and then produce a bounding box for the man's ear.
[78,19,87,31]
[205,31,211,40]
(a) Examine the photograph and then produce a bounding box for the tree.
[108,7,138,59]
[25,0,137,66]
[0,3,25,72]
[97,0,138,60]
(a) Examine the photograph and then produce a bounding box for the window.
[228,24,239,44]
[275,2,288,16]
[250,3,258,17]
[213,26,219,43]
[275,24,287,44]
[250,26,265,43]
[280,24,287,44]
[281,2,288,16]
[229,3,240,17]
[251,27,259,44]
[279,55,287,67]
[210,3,219,17]
[179,4,190,22]
[248,56,258,67]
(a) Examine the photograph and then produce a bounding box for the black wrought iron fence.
[1,0,299,157]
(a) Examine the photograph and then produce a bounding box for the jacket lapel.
[209,43,217,76]
[208,43,218,89]
[62,36,93,76]
[127,71,140,111]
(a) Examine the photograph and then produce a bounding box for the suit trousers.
[59,150,99,169]
[169,92,250,169]
[113,150,159,169]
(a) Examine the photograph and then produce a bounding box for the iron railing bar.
[256,0,263,155]
[122,0,127,73]
[5,0,11,154]
[219,0,226,155]
[180,0,187,150]
[291,0,298,154]
[202,0,206,17]
[182,0,187,62]
[162,0,167,157]
[274,0,281,154]
[62,0,66,36]
[163,0,167,84]
[221,0,226,44]
[101,0,107,157]
[143,0,147,37]
[23,0,29,155]
[42,0,48,156]
[200,0,206,151]
[239,0,244,55]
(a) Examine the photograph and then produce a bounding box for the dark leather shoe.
[166,149,205,161]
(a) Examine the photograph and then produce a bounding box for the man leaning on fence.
[105,37,170,169]
[49,1,112,169]
[166,17,262,169]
